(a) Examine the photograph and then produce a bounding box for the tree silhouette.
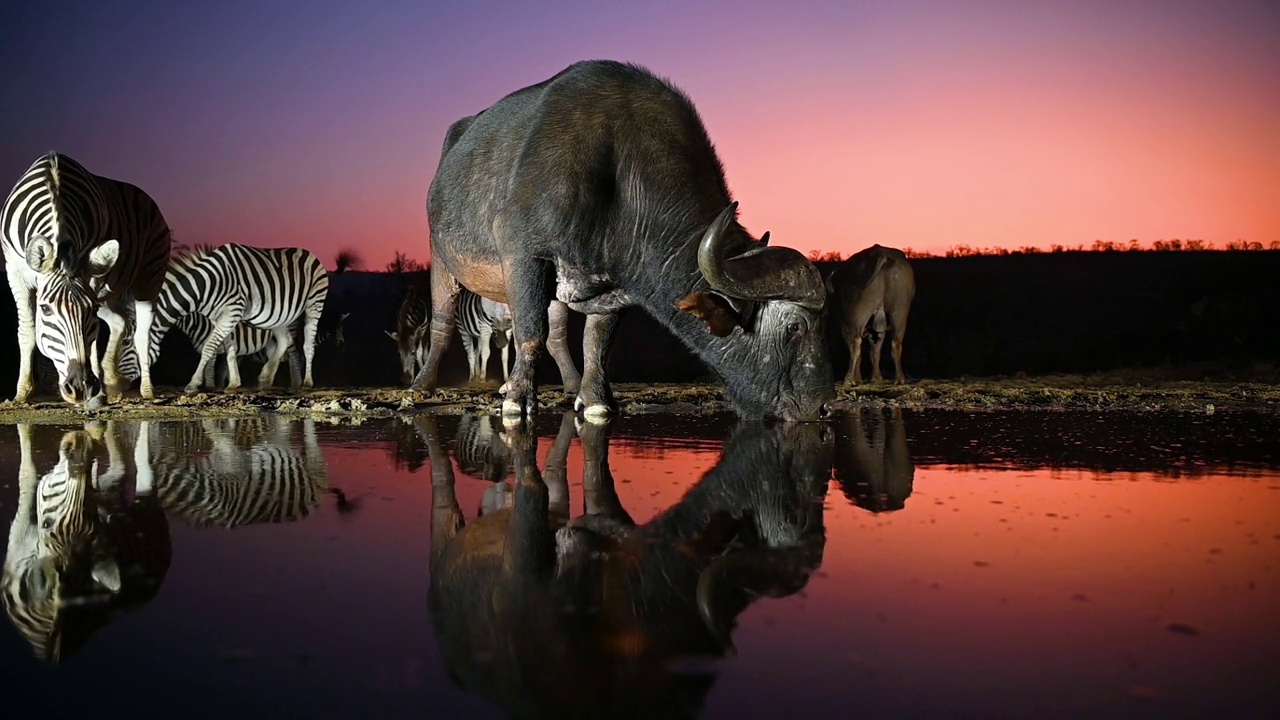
[385,250,427,273]
[335,248,363,273]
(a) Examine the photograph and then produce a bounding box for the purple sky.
[2,0,1277,269]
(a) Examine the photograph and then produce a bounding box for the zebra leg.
[545,300,581,395]
[574,312,620,421]
[500,334,512,384]
[301,307,320,389]
[132,300,157,399]
[134,420,154,496]
[225,336,243,392]
[411,269,462,392]
[203,356,218,390]
[258,328,290,389]
[286,335,304,390]
[477,325,493,384]
[8,267,36,402]
[461,332,480,386]
[97,304,128,403]
[189,307,241,394]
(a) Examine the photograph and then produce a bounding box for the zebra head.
[2,431,111,661]
[27,237,119,404]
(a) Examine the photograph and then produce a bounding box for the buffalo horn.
[696,203,826,309]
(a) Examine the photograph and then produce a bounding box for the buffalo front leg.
[411,269,462,392]
[545,300,581,394]
[417,415,464,571]
[498,259,550,419]
[573,312,619,421]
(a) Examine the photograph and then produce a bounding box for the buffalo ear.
[677,292,742,337]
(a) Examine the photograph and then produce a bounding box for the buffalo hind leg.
[843,326,864,386]
[574,311,619,421]
[546,300,581,394]
[411,268,462,392]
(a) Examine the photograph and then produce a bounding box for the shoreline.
[0,374,1275,423]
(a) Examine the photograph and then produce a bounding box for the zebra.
[140,243,329,394]
[118,311,304,391]
[456,289,514,384]
[2,152,172,405]
[148,417,334,529]
[452,412,512,483]
[387,284,430,384]
[1,422,171,663]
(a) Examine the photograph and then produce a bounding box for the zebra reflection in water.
[1,422,171,663]
[2,417,343,662]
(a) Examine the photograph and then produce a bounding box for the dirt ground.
[0,369,1276,424]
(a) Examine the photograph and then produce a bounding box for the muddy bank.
[0,373,1275,424]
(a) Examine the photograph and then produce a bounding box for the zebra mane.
[168,244,218,275]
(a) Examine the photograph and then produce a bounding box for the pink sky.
[3,1,1277,269]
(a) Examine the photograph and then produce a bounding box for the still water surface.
[0,409,1276,719]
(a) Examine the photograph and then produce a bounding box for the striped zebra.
[1,423,171,663]
[387,284,430,384]
[149,417,333,529]
[456,289,513,384]
[141,243,328,394]
[2,152,172,404]
[118,311,304,391]
[452,412,512,483]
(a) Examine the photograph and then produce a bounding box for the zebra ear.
[24,236,55,273]
[88,240,120,278]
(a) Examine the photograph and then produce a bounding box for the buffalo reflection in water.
[833,406,915,513]
[1,417,337,662]
[421,412,833,719]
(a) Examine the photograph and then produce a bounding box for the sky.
[2,0,1277,270]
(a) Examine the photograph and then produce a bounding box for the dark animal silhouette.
[414,60,834,421]
[422,412,832,718]
[833,406,915,513]
[826,245,915,384]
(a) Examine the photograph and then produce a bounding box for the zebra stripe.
[1,424,171,663]
[150,418,330,529]
[144,243,328,393]
[118,312,303,391]
[456,290,514,383]
[452,413,512,482]
[1,152,172,404]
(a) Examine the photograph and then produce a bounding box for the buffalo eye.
[40,304,53,317]
[786,322,802,337]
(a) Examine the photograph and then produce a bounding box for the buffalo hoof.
[574,399,614,424]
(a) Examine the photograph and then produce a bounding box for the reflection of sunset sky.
[319,433,1279,713]
[2,1,1276,270]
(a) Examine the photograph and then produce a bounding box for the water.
[0,409,1276,719]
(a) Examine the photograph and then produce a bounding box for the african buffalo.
[826,244,915,384]
[833,406,915,513]
[422,412,832,718]
[414,60,834,421]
